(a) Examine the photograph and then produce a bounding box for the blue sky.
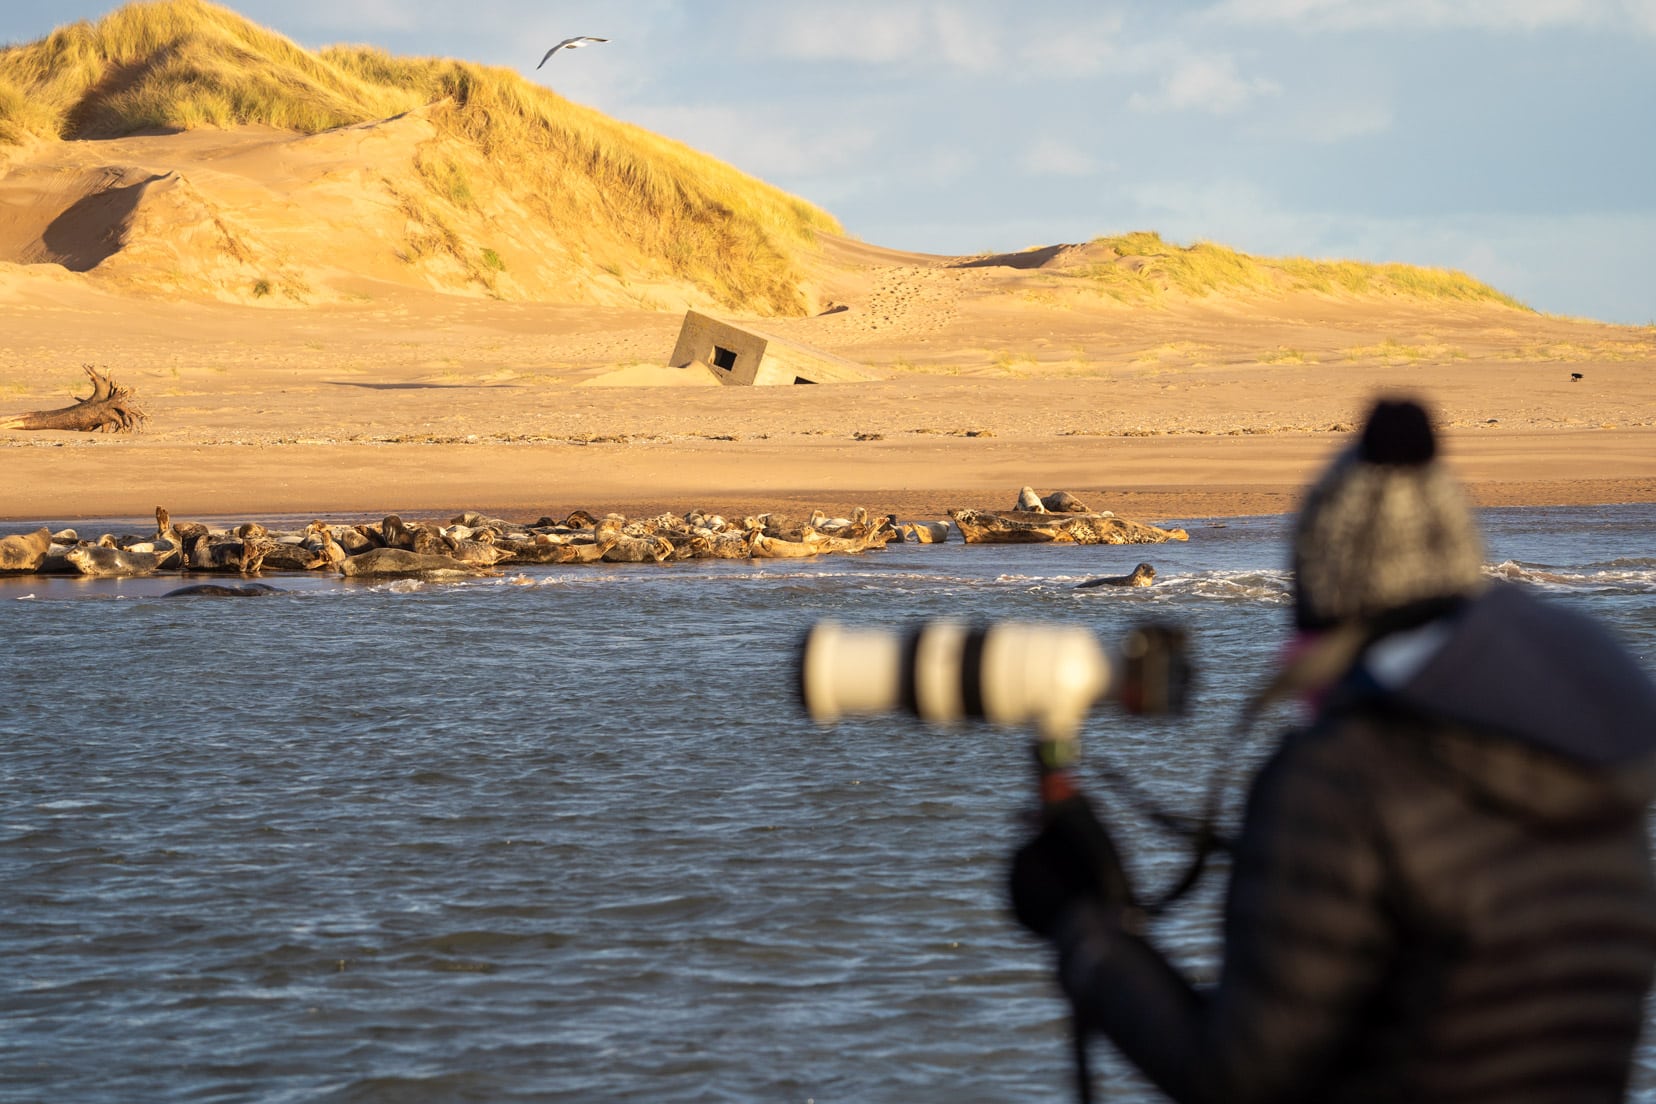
[5,1,1655,323]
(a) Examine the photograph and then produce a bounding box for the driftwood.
[0,365,146,433]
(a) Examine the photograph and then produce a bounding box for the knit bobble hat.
[1292,398,1486,631]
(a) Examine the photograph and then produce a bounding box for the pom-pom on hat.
[1292,398,1485,631]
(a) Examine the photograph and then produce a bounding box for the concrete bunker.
[668,310,870,386]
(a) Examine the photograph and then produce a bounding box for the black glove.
[1009,794,1133,939]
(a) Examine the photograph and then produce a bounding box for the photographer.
[1012,398,1656,1102]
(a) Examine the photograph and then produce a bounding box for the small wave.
[1488,560,1656,591]
[1162,569,1292,604]
[1043,569,1290,604]
[36,798,107,812]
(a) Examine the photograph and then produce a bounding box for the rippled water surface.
[4,506,1653,1102]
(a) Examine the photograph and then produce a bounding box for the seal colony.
[0,489,1186,581]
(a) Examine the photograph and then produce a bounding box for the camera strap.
[1086,623,1373,914]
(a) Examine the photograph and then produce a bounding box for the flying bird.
[537,37,608,68]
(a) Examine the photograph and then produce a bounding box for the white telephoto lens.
[977,623,1114,735]
[800,621,904,723]
[911,620,971,723]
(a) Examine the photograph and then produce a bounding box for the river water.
[3,505,1653,1103]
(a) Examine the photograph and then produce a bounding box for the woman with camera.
[1011,398,1656,1103]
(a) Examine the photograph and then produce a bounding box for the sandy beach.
[2,249,1652,530]
[2,127,1652,531]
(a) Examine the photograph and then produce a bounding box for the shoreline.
[4,482,1650,535]
[4,428,1652,529]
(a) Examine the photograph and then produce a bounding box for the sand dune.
[1,4,1651,528]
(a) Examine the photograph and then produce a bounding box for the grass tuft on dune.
[0,0,839,313]
[1078,231,1529,310]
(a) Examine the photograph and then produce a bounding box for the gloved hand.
[1009,793,1133,939]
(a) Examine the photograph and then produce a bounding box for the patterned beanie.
[1292,398,1485,630]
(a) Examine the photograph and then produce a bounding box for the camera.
[797,620,1191,739]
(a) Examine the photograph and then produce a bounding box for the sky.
[4,1,1655,324]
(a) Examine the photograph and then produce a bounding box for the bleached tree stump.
[0,365,147,433]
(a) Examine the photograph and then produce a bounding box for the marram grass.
[1076,232,1529,311]
[1,3,1527,314]
[0,0,840,313]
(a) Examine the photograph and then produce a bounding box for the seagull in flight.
[537,37,608,68]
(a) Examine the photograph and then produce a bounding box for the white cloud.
[755,4,1000,71]
[1114,177,1325,248]
[1128,54,1280,114]
[1011,14,1129,77]
[1022,137,1106,177]
[750,4,1125,75]
[261,0,426,33]
[1270,100,1394,143]
[622,104,879,179]
[1210,0,1655,33]
[1628,0,1656,34]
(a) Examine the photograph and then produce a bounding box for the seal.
[691,530,755,560]
[259,541,325,572]
[409,526,449,557]
[163,583,285,597]
[64,545,166,577]
[188,535,273,574]
[747,532,822,559]
[0,526,52,572]
[304,521,348,571]
[1041,490,1092,514]
[339,548,496,578]
[155,507,209,549]
[445,530,516,566]
[1015,486,1048,513]
[1076,562,1157,589]
[898,520,950,544]
[594,517,675,563]
[1014,488,1092,514]
[517,536,613,564]
[378,514,417,550]
[339,525,377,554]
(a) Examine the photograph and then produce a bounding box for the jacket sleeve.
[1056,728,1397,1104]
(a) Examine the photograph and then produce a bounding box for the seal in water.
[1076,562,1156,589]
[64,545,166,577]
[163,583,285,597]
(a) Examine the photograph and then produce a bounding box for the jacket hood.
[1348,584,1656,824]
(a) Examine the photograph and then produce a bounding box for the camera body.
[798,620,1190,740]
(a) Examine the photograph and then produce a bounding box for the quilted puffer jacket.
[1057,584,1656,1103]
